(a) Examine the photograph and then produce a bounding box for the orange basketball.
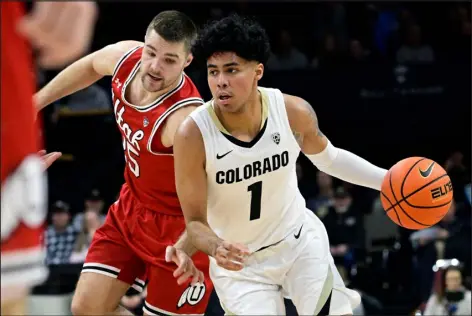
[380,157,453,230]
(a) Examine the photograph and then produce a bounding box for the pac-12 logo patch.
[271,132,280,145]
[177,283,206,308]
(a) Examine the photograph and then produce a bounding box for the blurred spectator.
[465,184,471,206]
[396,24,435,64]
[348,39,371,65]
[445,151,470,205]
[444,5,471,61]
[73,189,106,231]
[306,171,335,216]
[267,29,308,70]
[373,5,400,55]
[323,187,364,270]
[45,201,78,265]
[412,200,471,301]
[70,211,102,263]
[312,3,348,50]
[424,266,471,315]
[311,33,344,69]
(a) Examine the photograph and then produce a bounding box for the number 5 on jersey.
[248,181,262,221]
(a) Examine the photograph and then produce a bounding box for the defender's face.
[141,30,192,92]
[207,52,263,113]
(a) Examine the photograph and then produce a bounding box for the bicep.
[284,94,328,155]
[173,118,208,224]
[92,41,143,76]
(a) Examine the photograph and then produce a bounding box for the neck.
[216,88,262,137]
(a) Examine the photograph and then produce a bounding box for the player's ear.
[255,63,264,81]
[184,53,193,68]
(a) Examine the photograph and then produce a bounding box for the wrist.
[210,238,223,257]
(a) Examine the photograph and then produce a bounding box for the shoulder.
[93,41,143,76]
[283,93,317,131]
[175,113,205,146]
[174,114,206,164]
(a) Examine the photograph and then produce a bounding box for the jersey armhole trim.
[275,89,302,151]
[112,45,142,79]
[147,97,204,156]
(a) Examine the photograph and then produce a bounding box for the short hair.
[146,10,197,52]
[192,14,271,65]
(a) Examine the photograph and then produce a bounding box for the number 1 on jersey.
[247,181,262,221]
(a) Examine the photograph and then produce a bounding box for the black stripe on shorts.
[81,265,119,277]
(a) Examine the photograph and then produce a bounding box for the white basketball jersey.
[190,87,307,252]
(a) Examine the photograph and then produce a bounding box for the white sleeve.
[305,140,388,191]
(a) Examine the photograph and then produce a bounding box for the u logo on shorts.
[176,283,206,308]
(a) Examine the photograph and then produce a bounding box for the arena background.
[34,2,471,315]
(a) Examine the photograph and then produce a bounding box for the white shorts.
[210,210,361,315]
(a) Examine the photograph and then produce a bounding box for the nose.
[216,73,228,88]
[150,58,162,73]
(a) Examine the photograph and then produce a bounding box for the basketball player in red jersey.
[1,1,96,315]
[35,11,212,316]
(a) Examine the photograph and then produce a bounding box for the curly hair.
[192,14,271,65]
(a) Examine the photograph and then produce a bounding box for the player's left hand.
[165,246,204,286]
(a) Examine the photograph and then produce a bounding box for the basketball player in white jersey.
[173,14,389,315]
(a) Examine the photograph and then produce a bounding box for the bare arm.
[285,94,387,191]
[35,40,143,111]
[173,117,223,257]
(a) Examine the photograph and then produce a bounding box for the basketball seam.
[385,174,450,212]
[388,169,429,227]
[381,191,402,226]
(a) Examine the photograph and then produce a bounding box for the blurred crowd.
[35,2,471,316]
[202,3,471,71]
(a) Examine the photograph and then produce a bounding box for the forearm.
[186,220,223,257]
[35,54,104,111]
[306,141,387,191]
[173,230,198,257]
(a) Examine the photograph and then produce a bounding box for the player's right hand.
[17,1,98,69]
[214,241,250,271]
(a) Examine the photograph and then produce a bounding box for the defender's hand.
[165,246,204,286]
[214,241,250,271]
[38,150,61,170]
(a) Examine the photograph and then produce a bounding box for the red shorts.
[1,155,48,295]
[83,184,212,315]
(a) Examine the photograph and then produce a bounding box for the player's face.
[207,52,263,113]
[141,30,192,93]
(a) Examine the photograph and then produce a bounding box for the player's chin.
[214,99,239,113]
[143,77,164,92]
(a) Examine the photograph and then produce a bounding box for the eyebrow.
[207,62,239,68]
[145,45,179,59]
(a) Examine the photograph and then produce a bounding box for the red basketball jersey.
[1,2,40,183]
[111,46,204,214]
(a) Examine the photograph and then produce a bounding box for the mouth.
[217,93,232,101]
[147,74,163,82]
